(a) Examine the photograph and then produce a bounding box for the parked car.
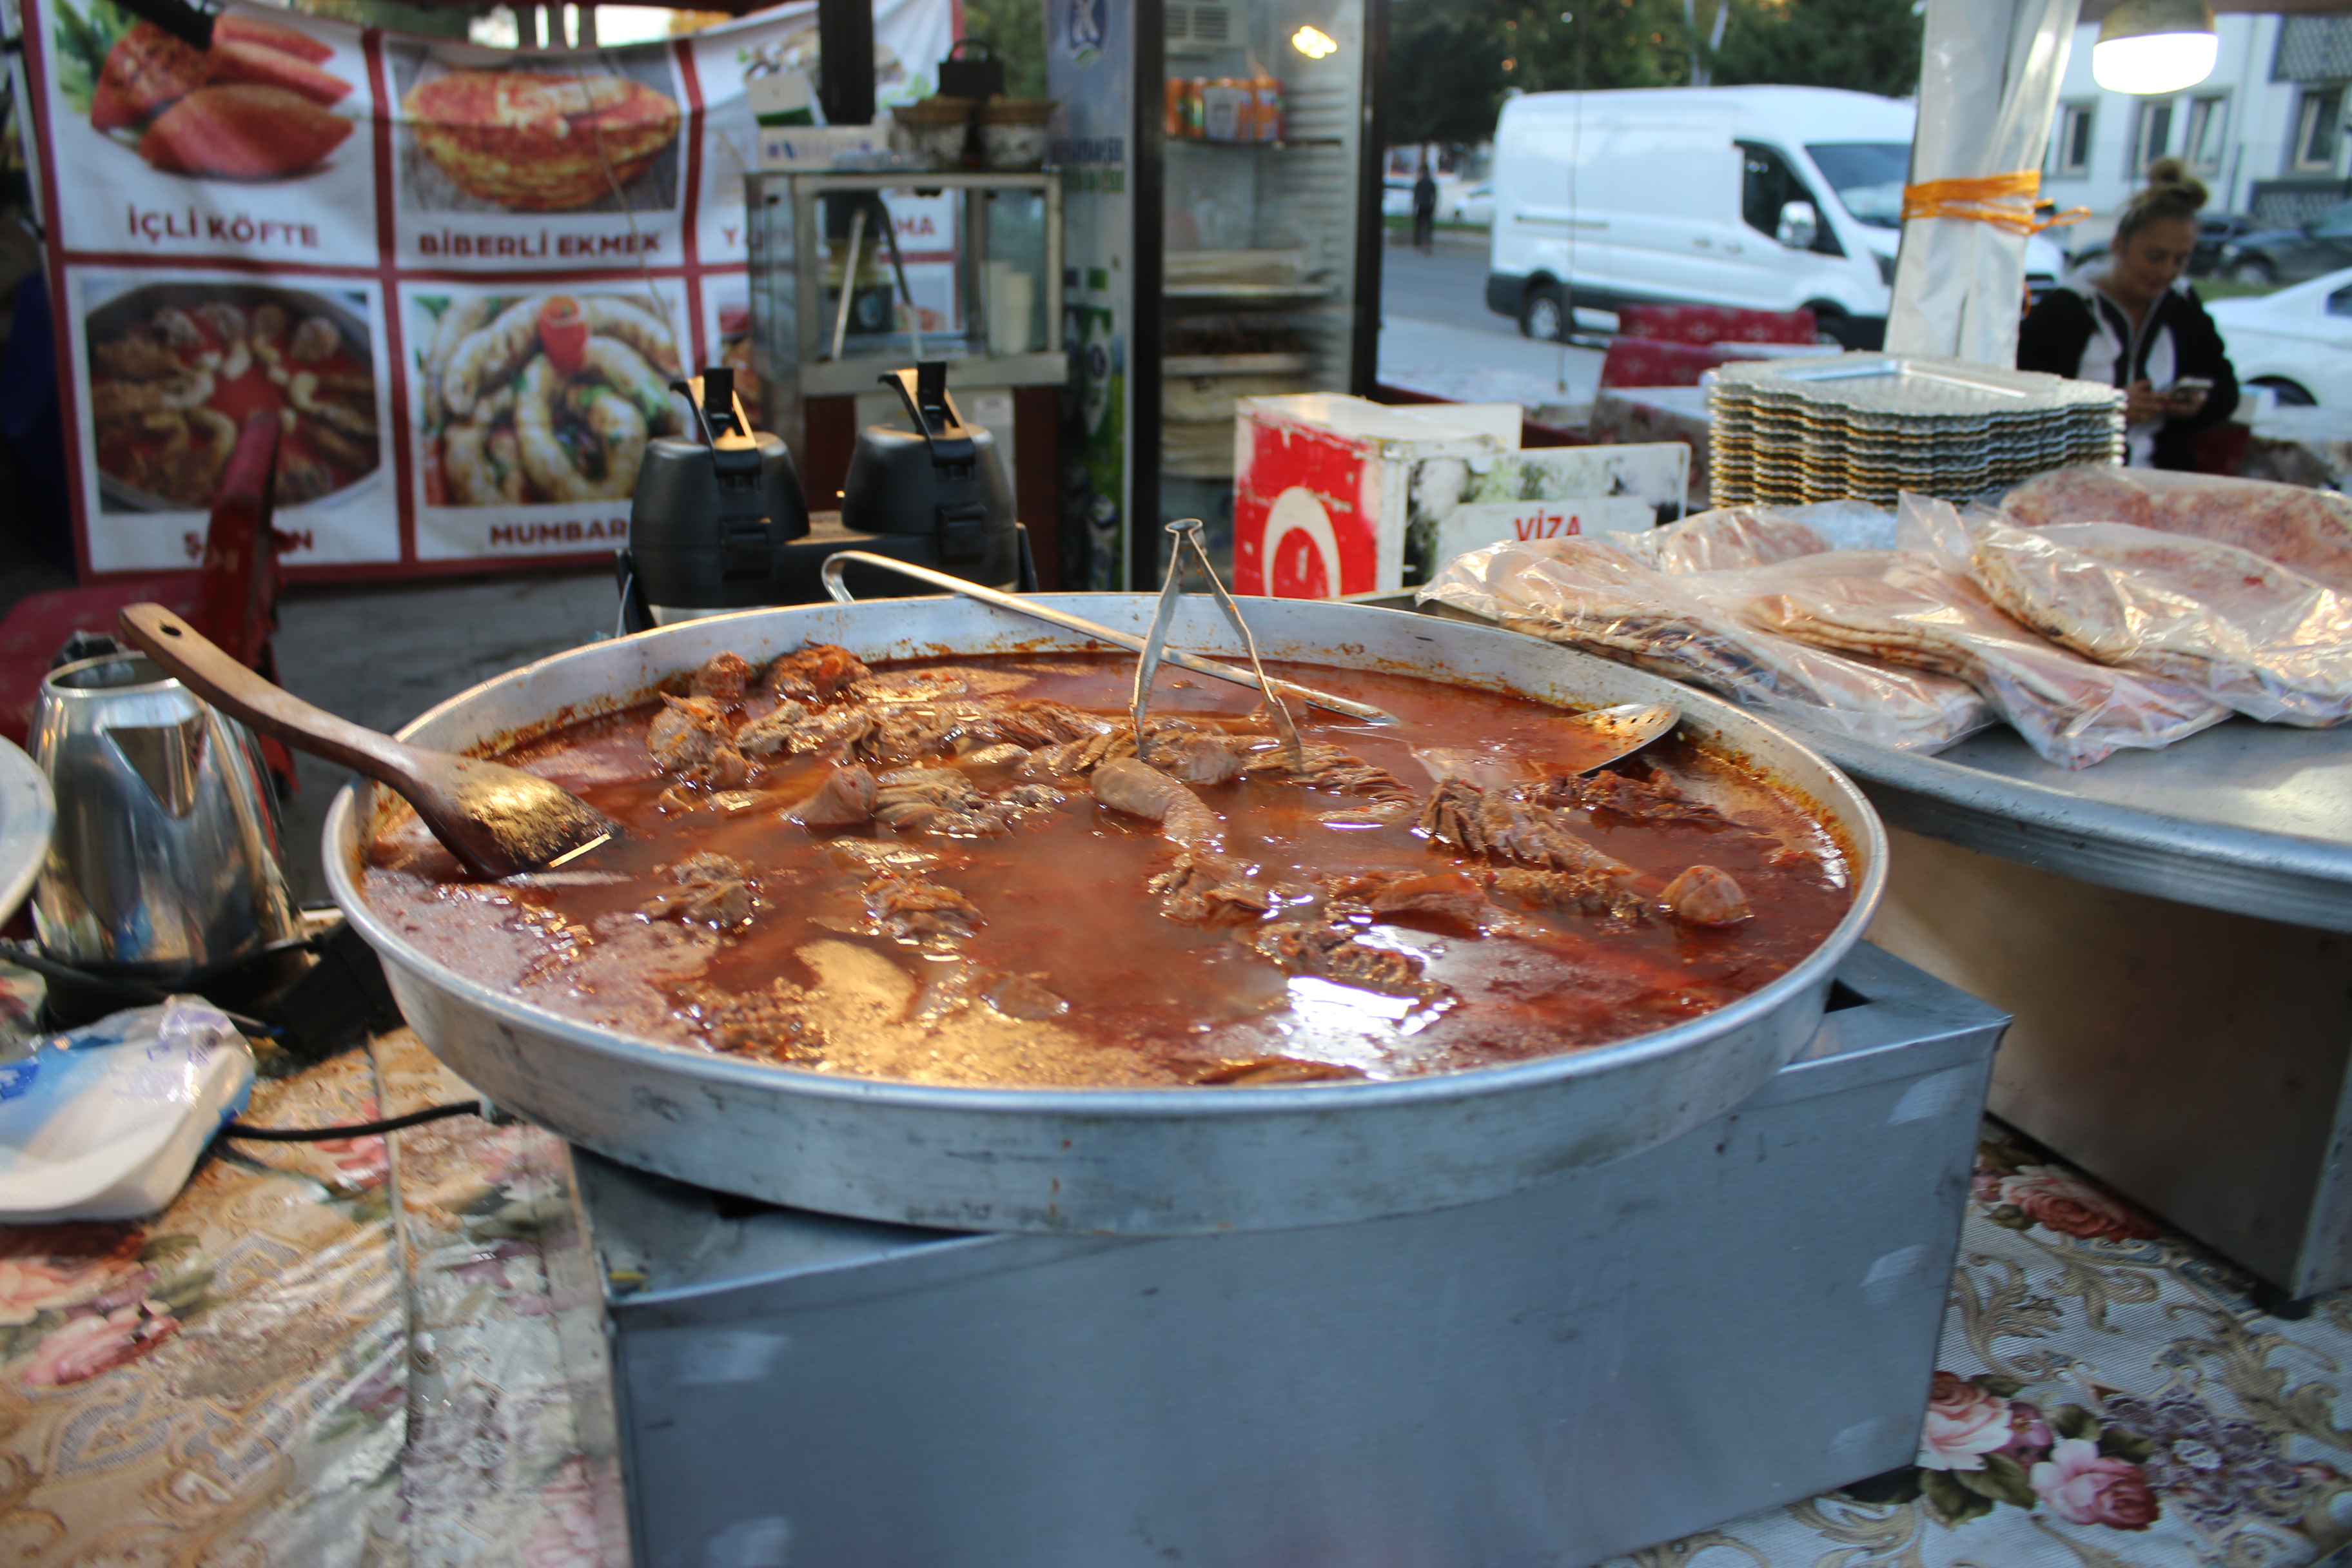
[2193,214,2265,276]
[1446,179,1494,225]
[1383,178,1417,218]
[2066,213,2262,279]
[1484,86,2063,348]
[2206,264,2352,407]
[2216,201,2352,287]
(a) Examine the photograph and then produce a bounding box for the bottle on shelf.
[1251,74,1284,141]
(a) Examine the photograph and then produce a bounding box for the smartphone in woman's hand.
[2167,377,2214,415]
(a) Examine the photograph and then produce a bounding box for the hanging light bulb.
[2092,0,2219,95]
[1291,24,1338,59]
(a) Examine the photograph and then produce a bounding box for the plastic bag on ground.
[1965,514,2352,727]
[1716,542,2232,769]
[0,997,255,1222]
[1418,536,1992,753]
[1999,465,2352,595]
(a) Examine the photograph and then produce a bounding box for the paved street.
[1376,229,1606,414]
[1379,229,1510,335]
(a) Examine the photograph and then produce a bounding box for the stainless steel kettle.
[31,651,298,981]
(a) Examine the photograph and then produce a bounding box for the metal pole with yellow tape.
[1886,0,2085,366]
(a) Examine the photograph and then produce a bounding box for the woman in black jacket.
[2017,157,2238,469]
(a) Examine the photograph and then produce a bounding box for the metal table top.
[1795,718,2352,932]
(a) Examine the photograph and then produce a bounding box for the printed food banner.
[19,0,951,577]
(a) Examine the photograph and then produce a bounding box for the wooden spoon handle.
[116,603,426,786]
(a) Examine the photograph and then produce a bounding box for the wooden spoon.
[117,603,622,881]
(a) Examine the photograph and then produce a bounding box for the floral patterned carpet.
[1603,1123,2352,1568]
[3,1018,2352,1566]
[0,1025,620,1565]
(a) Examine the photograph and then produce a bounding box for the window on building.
[2293,86,2345,172]
[1738,141,1839,253]
[2052,103,2095,176]
[2132,99,2175,177]
[2184,95,2229,172]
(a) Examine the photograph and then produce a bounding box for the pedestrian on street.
[1412,163,1436,253]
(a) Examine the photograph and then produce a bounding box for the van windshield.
[1807,142,1910,229]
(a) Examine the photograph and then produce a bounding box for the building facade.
[2044,13,2351,249]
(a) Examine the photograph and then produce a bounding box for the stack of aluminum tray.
[1708,352,2124,507]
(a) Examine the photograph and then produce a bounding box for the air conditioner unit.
[1167,1,1237,57]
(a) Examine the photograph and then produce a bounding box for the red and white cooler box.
[1233,395,1689,597]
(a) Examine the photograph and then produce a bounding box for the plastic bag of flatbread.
[1999,465,2352,595]
[1709,505,2231,769]
[1618,501,1896,574]
[1418,535,1992,753]
[1961,513,2352,727]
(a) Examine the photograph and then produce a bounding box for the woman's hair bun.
[2115,155,2209,240]
[2142,156,2208,208]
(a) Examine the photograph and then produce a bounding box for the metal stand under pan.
[562,945,2004,1568]
[1804,713,2352,1304]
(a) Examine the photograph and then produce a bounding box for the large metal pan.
[325,596,1888,1234]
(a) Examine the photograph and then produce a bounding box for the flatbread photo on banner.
[390,43,683,216]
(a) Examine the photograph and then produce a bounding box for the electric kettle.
[620,367,810,627]
[769,362,1028,602]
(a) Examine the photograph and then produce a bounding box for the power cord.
[0,937,293,1037]
[220,1099,493,1142]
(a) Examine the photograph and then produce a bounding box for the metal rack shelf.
[746,167,1066,441]
[1165,137,1346,150]
[1162,285,1337,303]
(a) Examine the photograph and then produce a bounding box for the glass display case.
[745,170,1065,462]
[1157,0,1370,574]
[1048,0,1382,589]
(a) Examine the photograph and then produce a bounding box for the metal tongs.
[816,549,1400,737]
[1133,519,1305,771]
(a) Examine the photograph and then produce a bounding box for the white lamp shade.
[2092,29,2219,95]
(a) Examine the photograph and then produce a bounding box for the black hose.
[220,1100,486,1142]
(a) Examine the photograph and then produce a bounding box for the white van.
[1485,85,2061,348]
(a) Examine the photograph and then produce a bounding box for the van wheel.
[1520,285,1567,342]
[2253,377,2315,407]
[1805,304,1852,347]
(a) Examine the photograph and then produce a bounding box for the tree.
[1705,0,1925,99]
[959,0,1048,101]
[1386,0,1694,149]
